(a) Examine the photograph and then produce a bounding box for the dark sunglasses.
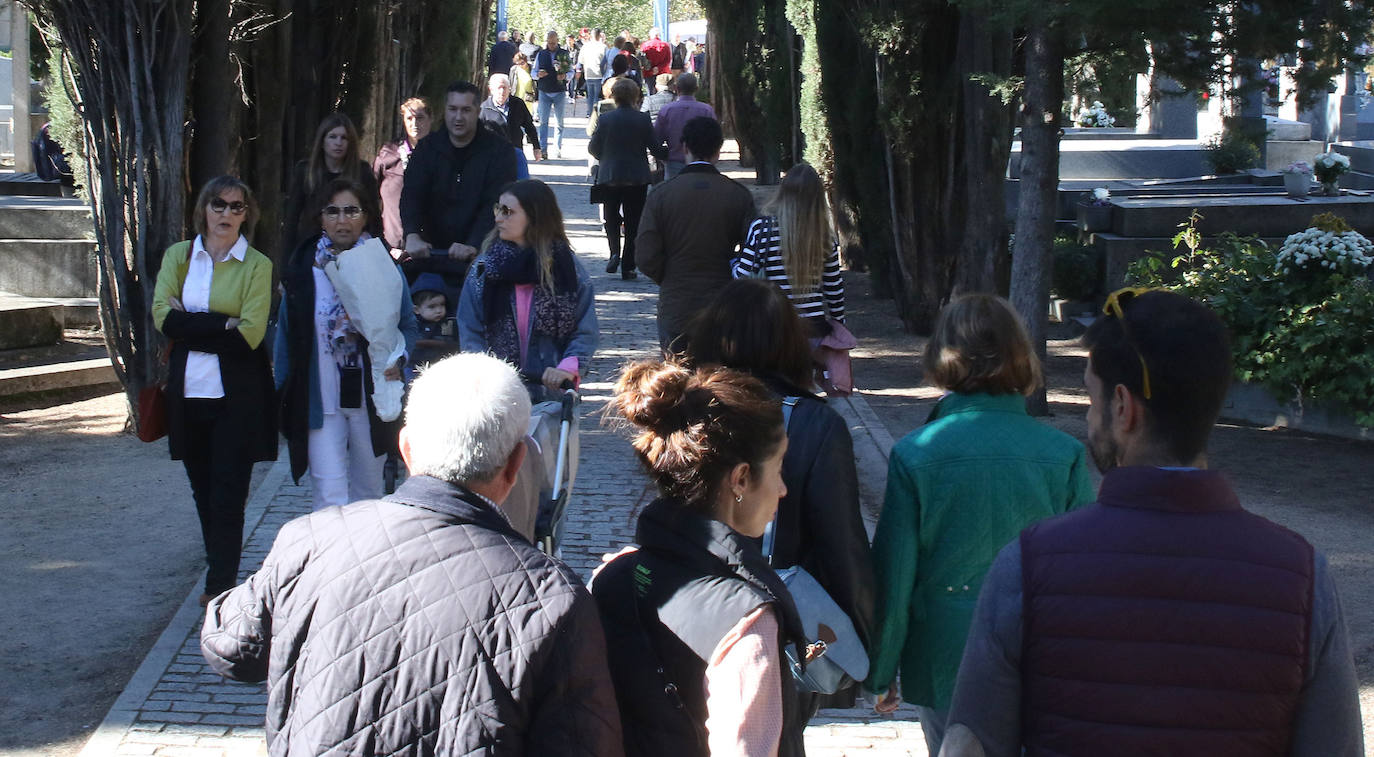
[1101,286,1163,400]
[208,198,247,215]
[493,203,517,219]
[322,205,364,219]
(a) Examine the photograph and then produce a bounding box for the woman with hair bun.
[592,361,809,757]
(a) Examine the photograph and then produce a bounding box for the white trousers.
[308,406,383,511]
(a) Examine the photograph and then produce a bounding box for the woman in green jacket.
[152,176,277,607]
[865,294,1094,755]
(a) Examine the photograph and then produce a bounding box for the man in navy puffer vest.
[939,289,1362,757]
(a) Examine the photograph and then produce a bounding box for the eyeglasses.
[493,203,516,219]
[209,198,247,215]
[1101,286,1163,400]
[322,205,363,219]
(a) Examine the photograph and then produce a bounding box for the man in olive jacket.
[636,116,756,351]
[201,353,623,757]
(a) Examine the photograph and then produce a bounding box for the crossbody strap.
[760,396,799,565]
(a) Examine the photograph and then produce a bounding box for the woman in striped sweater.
[731,161,844,336]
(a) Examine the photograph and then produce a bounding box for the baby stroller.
[503,377,581,554]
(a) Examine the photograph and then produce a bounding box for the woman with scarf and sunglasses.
[153,176,277,607]
[275,177,417,511]
[457,179,598,399]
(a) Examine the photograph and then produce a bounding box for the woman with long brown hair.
[732,161,844,336]
[282,112,381,253]
[456,179,597,398]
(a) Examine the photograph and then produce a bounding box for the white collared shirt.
[182,234,248,399]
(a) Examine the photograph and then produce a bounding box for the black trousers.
[601,184,647,271]
[181,398,254,595]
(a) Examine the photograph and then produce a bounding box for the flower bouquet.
[1074,101,1116,128]
[1313,151,1351,196]
[1282,161,1313,198]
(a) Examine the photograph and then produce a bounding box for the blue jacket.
[456,251,598,383]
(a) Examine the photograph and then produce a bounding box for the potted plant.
[1281,161,1313,198]
[1313,150,1351,196]
[1076,187,1113,232]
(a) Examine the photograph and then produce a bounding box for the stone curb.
[77,454,291,757]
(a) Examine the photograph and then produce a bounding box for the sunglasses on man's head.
[322,205,363,219]
[209,198,247,215]
[1101,286,1164,400]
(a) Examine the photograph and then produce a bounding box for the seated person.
[408,273,460,373]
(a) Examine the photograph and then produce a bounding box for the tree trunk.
[189,0,233,195]
[884,6,1014,333]
[1009,18,1064,415]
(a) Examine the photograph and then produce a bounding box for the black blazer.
[588,106,667,186]
[479,96,541,151]
[161,310,278,465]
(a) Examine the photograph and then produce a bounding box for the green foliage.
[1128,230,1374,426]
[1202,129,1261,174]
[785,0,827,168]
[503,0,704,43]
[1064,46,1145,128]
[1051,235,1101,301]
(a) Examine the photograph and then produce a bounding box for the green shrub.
[1051,235,1101,301]
[1202,130,1261,174]
[1128,230,1374,426]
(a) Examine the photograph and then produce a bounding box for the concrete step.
[1113,193,1374,238]
[0,196,94,238]
[0,171,67,197]
[0,238,98,297]
[0,302,62,349]
[0,356,117,395]
[0,291,99,326]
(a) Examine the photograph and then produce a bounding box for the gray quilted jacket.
[201,475,624,756]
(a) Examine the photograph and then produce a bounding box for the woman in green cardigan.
[152,176,277,607]
[865,294,1094,755]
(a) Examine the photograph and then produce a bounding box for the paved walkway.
[79,103,925,757]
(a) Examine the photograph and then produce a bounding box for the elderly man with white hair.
[480,71,543,166]
[201,353,624,756]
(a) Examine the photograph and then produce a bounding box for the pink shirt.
[704,605,783,756]
[514,284,579,381]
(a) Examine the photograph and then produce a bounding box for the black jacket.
[399,128,517,284]
[161,308,278,466]
[588,106,667,186]
[202,475,625,756]
[276,235,398,484]
[479,96,541,151]
[760,375,876,708]
[592,499,809,757]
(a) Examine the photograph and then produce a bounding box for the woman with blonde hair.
[732,161,844,336]
[864,294,1094,756]
[282,112,380,253]
[152,175,277,606]
[457,179,597,399]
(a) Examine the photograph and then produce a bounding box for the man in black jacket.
[479,73,542,160]
[202,352,624,756]
[400,80,517,294]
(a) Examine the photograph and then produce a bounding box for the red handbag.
[136,382,167,442]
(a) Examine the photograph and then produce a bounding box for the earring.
[734,493,742,503]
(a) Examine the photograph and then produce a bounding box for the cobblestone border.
[78,456,290,757]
